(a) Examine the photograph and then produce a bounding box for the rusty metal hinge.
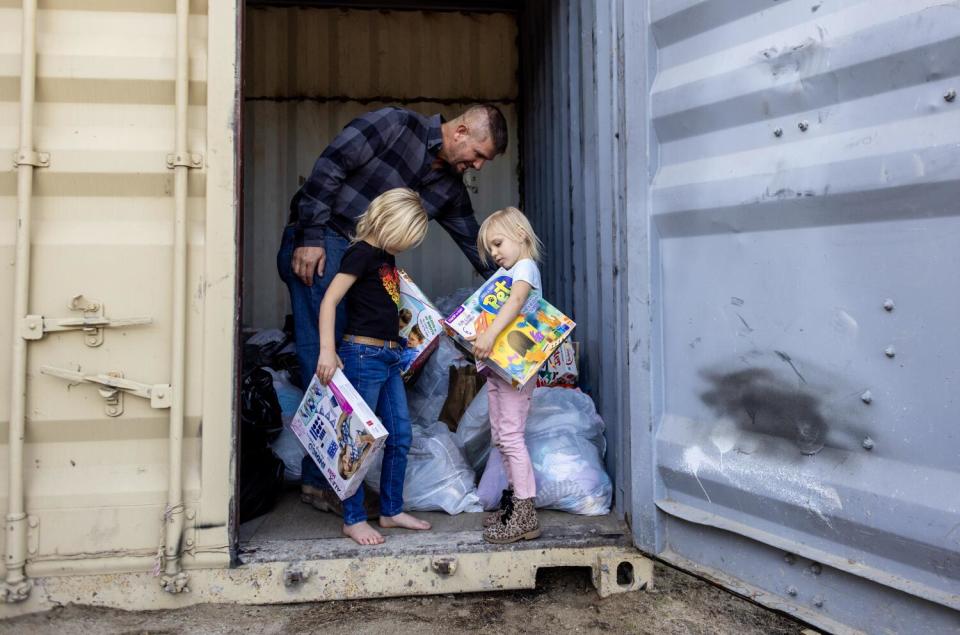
[40,366,172,416]
[22,295,152,347]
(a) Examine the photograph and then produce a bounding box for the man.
[277,104,507,515]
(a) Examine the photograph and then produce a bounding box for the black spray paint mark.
[700,368,826,455]
[774,350,807,384]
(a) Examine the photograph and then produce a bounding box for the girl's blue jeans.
[338,340,412,526]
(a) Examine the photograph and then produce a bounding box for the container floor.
[238,487,628,564]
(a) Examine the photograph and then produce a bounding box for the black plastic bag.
[238,367,286,522]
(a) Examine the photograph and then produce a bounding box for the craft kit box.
[444,272,575,388]
[536,340,579,387]
[398,269,444,379]
[290,370,388,499]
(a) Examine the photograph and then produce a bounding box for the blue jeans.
[277,225,350,489]
[338,341,412,525]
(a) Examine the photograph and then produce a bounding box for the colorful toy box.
[444,272,576,388]
[536,340,579,387]
[398,269,444,380]
[290,370,388,500]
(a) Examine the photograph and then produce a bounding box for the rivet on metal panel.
[773,127,783,137]
[945,89,957,103]
[283,564,310,587]
[186,509,196,521]
[862,437,875,451]
[813,595,824,608]
[884,346,896,358]
[810,563,822,575]
[786,585,798,597]
[860,390,873,404]
[797,121,809,132]
[883,299,895,312]
[431,556,458,576]
[784,553,796,565]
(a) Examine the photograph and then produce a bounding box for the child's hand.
[472,330,496,360]
[315,349,343,385]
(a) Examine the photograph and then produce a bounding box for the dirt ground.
[1,562,807,635]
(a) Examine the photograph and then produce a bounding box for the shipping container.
[1,1,958,633]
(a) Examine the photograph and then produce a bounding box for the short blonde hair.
[354,188,428,253]
[477,206,542,265]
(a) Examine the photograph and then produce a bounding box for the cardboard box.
[444,272,575,388]
[290,370,387,500]
[398,269,444,379]
[536,340,579,387]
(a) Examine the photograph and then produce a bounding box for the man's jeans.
[337,341,412,525]
[277,225,349,490]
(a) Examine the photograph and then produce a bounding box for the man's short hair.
[466,104,508,156]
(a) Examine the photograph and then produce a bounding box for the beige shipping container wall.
[242,7,520,329]
[0,0,237,581]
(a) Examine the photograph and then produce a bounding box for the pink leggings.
[487,374,536,499]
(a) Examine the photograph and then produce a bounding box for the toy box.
[398,269,444,380]
[290,370,388,500]
[536,340,579,387]
[444,272,575,388]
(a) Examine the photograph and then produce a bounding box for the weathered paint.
[0,0,236,584]
[4,546,651,616]
[242,7,521,328]
[629,0,960,633]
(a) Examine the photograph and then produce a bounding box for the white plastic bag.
[454,383,491,473]
[405,337,468,427]
[471,387,612,516]
[365,421,482,515]
[266,368,306,481]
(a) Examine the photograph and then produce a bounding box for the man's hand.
[293,246,326,286]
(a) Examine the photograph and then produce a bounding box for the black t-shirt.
[339,241,400,342]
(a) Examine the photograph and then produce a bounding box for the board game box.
[398,269,444,380]
[290,370,388,500]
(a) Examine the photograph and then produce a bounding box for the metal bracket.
[12,150,49,168]
[26,516,39,559]
[166,153,203,169]
[40,366,173,413]
[22,295,152,347]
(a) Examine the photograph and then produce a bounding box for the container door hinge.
[12,150,49,168]
[166,153,203,169]
[26,516,39,560]
[40,366,172,416]
[22,295,152,346]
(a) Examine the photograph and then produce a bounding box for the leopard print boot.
[482,496,540,544]
[483,488,514,528]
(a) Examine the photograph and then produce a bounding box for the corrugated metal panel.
[0,1,235,578]
[636,0,960,632]
[242,8,520,328]
[520,1,628,501]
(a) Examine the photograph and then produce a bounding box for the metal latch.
[40,366,172,417]
[22,295,151,347]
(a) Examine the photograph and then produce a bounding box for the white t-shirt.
[495,258,542,315]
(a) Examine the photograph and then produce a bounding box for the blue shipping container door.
[634,1,960,632]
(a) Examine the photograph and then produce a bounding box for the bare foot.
[342,521,385,545]
[379,512,431,531]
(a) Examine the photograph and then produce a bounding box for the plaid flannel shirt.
[289,107,491,275]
